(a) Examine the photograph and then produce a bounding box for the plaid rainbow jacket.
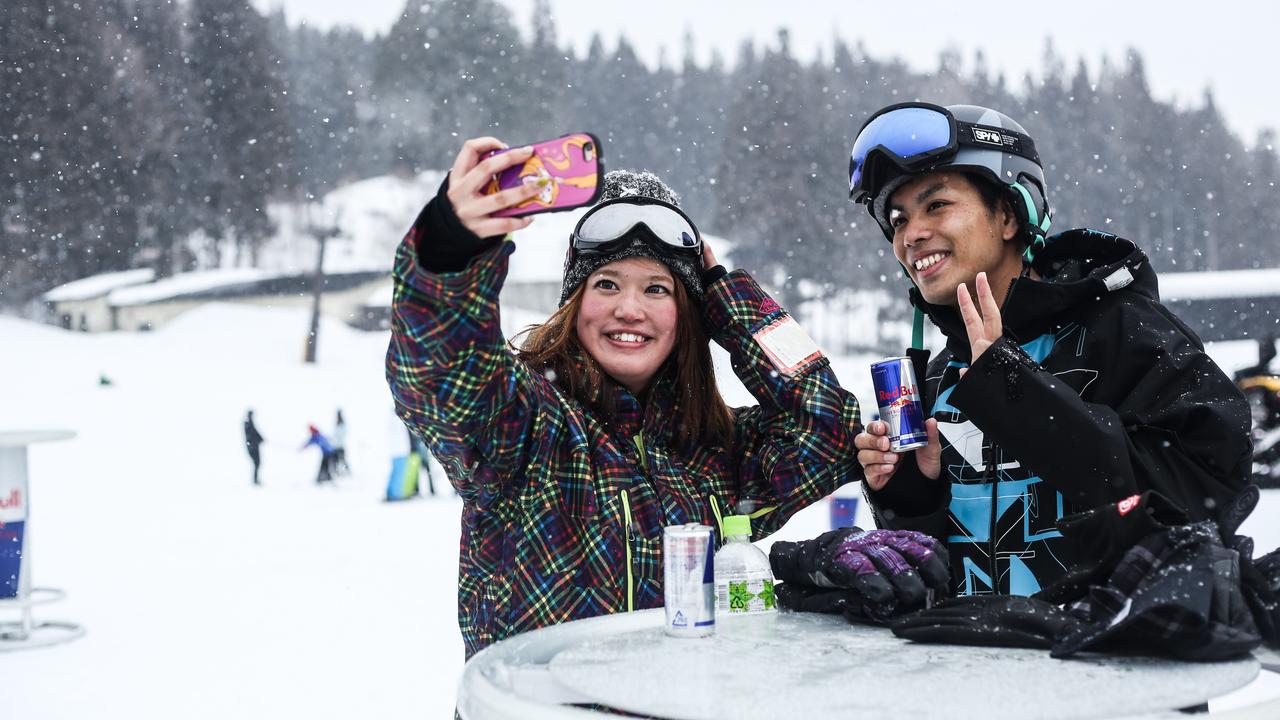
[386,231,862,659]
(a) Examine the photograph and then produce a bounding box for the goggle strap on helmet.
[1011,182,1040,229]
[1009,181,1054,263]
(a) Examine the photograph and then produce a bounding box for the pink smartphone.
[483,132,603,217]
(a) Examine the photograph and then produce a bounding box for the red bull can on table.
[871,357,929,451]
[662,523,715,637]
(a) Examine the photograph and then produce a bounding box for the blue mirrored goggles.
[570,197,702,258]
[848,103,1041,206]
[848,103,958,204]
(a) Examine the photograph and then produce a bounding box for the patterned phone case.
[484,132,603,217]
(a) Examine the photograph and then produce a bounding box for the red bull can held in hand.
[871,357,928,451]
[662,523,715,637]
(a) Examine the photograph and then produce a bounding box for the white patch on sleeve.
[1103,266,1134,292]
[753,316,823,377]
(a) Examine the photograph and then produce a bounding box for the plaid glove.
[1051,521,1261,661]
[770,527,949,622]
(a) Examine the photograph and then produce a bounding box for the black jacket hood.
[909,229,1157,352]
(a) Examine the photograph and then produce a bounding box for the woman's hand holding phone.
[701,239,718,271]
[482,132,602,217]
[446,137,544,239]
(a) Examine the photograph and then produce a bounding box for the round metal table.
[458,608,1265,720]
[0,430,84,651]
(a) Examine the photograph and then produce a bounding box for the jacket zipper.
[632,434,648,476]
[986,442,1000,592]
[621,489,634,613]
[709,494,725,543]
[709,493,776,547]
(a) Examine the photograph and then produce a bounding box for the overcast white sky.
[251,0,1279,144]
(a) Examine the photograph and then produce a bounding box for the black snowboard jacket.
[866,228,1252,597]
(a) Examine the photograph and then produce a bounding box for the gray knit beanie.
[558,170,704,306]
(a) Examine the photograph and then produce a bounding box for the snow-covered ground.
[1,306,1277,718]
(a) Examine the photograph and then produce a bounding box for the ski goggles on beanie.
[570,197,702,259]
[560,196,705,306]
[848,102,1041,207]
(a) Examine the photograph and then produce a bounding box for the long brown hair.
[514,274,734,450]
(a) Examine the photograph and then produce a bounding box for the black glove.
[1250,546,1280,648]
[1036,491,1189,605]
[770,527,950,622]
[1051,521,1262,661]
[1213,484,1280,648]
[891,594,1082,649]
[775,582,861,615]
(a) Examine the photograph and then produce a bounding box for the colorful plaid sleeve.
[384,226,542,499]
[703,270,864,538]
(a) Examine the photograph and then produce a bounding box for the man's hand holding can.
[855,419,942,490]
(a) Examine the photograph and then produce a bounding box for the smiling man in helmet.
[848,103,1252,597]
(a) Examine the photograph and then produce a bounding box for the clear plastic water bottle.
[713,514,777,617]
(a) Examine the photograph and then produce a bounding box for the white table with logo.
[0,430,83,651]
[457,607,1277,720]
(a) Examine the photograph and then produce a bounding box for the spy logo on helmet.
[971,127,1006,147]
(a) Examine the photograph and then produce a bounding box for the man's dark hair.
[964,172,1008,217]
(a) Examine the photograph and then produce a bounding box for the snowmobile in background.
[1236,337,1280,489]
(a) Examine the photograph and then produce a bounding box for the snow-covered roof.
[1160,268,1280,301]
[42,268,156,303]
[108,268,278,307]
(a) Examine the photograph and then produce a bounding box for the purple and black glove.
[770,527,950,622]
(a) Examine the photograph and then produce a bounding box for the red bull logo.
[878,385,918,406]
[0,489,21,511]
[870,357,929,452]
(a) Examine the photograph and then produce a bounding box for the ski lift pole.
[304,215,341,364]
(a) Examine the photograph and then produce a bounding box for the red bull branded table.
[0,430,84,652]
[458,607,1279,719]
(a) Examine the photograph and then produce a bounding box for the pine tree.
[375,0,525,169]
[188,0,291,266]
[273,17,370,198]
[0,1,131,297]
[117,0,206,277]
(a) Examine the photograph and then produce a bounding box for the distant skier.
[244,410,264,486]
[302,424,336,485]
[331,409,351,476]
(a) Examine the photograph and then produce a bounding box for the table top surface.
[0,430,76,448]
[515,609,1258,720]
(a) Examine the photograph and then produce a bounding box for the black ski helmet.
[849,102,1053,262]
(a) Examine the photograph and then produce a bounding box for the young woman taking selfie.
[386,136,864,658]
